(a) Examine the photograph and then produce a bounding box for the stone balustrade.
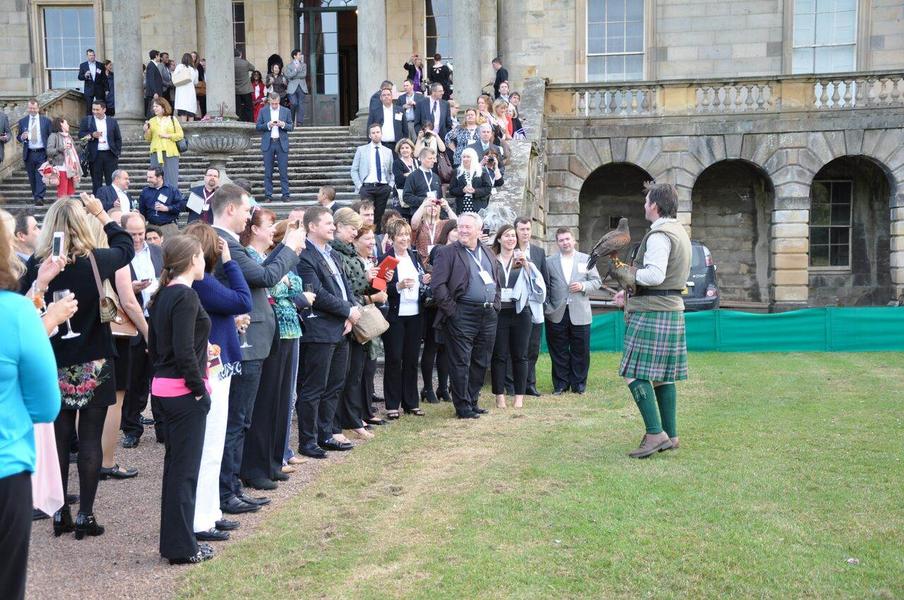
[546,71,904,117]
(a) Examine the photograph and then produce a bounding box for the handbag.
[170,117,188,153]
[437,151,453,184]
[105,279,139,337]
[87,252,122,325]
[172,68,193,87]
[352,303,390,344]
[195,80,207,97]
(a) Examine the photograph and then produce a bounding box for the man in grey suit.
[234,49,256,122]
[211,183,305,514]
[350,123,395,232]
[544,227,602,395]
[256,93,294,202]
[284,49,308,127]
[0,111,12,162]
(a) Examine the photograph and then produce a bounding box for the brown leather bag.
[88,253,138,337]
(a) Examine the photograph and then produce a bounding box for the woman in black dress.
[147,235,213,565]
[21,194,134,539]
[392,138,417,213]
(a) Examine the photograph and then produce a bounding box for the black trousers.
[546,307,591,391]
[336,339,367,429]
[492,307,532,395]
[157,392,209,560]
[443,304,497,415]
[89,150,117,193]
[505,320,542,393]
[296,339,349,449]
[219,358,263,503]
[0,472,31,600]
[241,338,296,482]
[383,313,424,411]
[121,337,160,440]
[236,93,253,122]
[144,97,156,119]
[359,183,392,233]
[421,306,449,393]
[362,355,377,417]
[272,339,299,472]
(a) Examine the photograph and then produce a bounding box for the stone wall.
[869,0,904,71]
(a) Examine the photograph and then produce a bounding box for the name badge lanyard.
[422,169,434,191]
[466,246,485,272]
[500,254,514,288]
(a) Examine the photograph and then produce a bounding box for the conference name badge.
[501,288,514,302]
[157,193,168,204]
[394,113,403,121]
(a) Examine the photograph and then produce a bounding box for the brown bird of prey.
[586,217,630,271]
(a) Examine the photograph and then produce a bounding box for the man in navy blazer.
[144,51,164,118]
[256,92,293,202]
[79,101,121,193]
[96,169,135,212]
[295,207,362,458]
[424,83,453,141]
[367,88,405,152]
[77,49,107,115]
[18,99,52,206]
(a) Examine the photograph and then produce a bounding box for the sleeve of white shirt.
[634,233,672,287]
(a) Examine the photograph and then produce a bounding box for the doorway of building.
[297,1,358,126]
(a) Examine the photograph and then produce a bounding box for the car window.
[691,245,706,270]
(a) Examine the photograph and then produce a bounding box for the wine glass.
[238,315,252,349]
[304,284,315,315]
[53,289,80,339]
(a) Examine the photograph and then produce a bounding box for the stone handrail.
[546,71,904,117]
[0,89,86,184]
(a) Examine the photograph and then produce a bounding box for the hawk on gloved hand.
[586,217,630,271]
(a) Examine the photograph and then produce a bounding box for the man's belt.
[460,301,494,309]
[634,288,682,297]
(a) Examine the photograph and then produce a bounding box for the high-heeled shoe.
[436,389,452,402]
[422,389,440,404]
[53,505,74,536]
[74,512,105,539]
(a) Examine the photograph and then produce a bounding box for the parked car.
[625,240,720,311]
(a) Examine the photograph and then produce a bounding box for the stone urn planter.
[182,120,255,184]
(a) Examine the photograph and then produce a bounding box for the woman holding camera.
[490,225,545,409]
[403,54,427,92]
[413,120,446,169]
[449,148,492,214]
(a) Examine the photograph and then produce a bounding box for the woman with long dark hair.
[147,235,213,565]
[251,70,266,123]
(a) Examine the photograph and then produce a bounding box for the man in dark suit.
[0,111,12,163]
[120,212,164,448]
[368,80,394,114]
[96,169,134,213]
[295,206,362,458]
[144,50,164,119]
[396,78,426,140]
[424,83,453,141]
[256,92,293,202]
[510,217,549,396]
[492,57,509,99]
[210,183,304,514]
[430,212,502,419]
[186,167,220,223]
[77,49,107,115]
[401,148,442,220]
[17,99,51,206]
[367,88,405,152]
[79,100,121,193]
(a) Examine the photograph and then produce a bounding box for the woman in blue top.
[183,222,252,541]
[0,220,62,600]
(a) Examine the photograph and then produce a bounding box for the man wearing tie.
[350,123,394,233]
[79,101,122,193]
[144,50,164,119]
[425,83,453,141]
[256,92,293,202]
[77,49,106,115]
[367,88,405,152]
[17,99,52,207]
[96,169,134,213]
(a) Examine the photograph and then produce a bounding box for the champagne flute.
[53,289,80,339]
[304,284,314,315]
[238,315,252,348]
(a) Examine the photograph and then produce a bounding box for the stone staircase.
[0,126,363,219]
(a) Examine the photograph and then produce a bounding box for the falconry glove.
[609,259,637,293]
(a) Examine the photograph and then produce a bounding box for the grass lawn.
[179,353,904,599]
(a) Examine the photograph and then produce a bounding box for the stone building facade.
[0,0,903,308]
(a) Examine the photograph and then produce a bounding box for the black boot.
[437,389,452,402]
[53,505,74,536]
[423,389,440,404]
[74,512,105,540]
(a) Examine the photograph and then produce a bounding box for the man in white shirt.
[350,123,395,232]
[77,48,106,115]
[544,227,601,395]
[396,79,425,140]
[96,169,134,213]
[17,100,51,206]
[79,101,122,193]
[255,92,293,202]
[367,88,404,152]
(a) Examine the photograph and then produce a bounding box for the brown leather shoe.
[659,437,680,452]
[628,432,673,458]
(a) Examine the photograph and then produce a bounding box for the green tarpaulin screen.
[540,307,904,352]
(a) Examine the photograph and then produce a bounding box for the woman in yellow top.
[143,97,184,192]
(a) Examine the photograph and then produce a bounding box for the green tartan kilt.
[619,310,688,382]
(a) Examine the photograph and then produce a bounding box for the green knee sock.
[655,383,677,438]
[628,380,662,434]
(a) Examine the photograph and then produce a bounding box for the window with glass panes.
[809,180,852,267]
[426,0,453,69]
[233,2,246,58]
[587,0,644,82]
[43,6,96,89]
[792,0,856,74]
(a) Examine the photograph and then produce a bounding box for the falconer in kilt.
[612,182,691,458]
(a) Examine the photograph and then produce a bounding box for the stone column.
[110,0,143,138]
[451,3,482,104]
[770,191,811,310]
[353,0,387,135]
[203,0,237,119]
[892,190,904,298]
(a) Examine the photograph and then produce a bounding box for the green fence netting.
[540,307,904,353]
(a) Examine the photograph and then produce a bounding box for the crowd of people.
[0,44,693,600]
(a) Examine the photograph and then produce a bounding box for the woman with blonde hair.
[448,147,492,214]
[143,97,184,191]
[20,194,134,540]
[46,117,83,199]
[492,99,513,140]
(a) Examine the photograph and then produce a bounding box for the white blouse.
[395,252,420,317]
